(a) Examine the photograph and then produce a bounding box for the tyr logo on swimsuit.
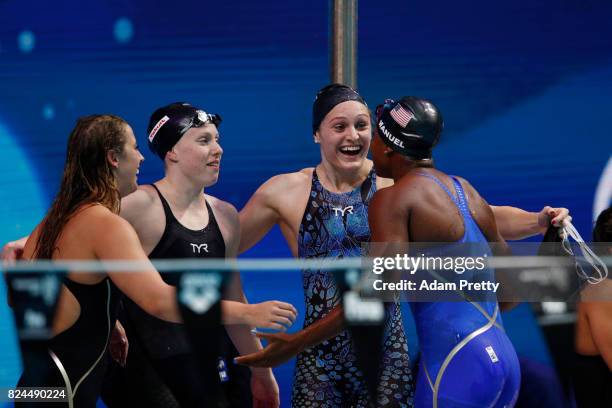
[332,206,354,217]
[190,243,209,254]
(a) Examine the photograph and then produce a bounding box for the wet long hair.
[34,115,128,259]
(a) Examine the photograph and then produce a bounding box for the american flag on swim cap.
[390,103,414,127]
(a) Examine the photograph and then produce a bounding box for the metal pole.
[330,0,357,88]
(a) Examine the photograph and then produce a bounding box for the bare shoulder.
[250,169,313,212]
[65,205,141,252]
[120,185,159,219]
[75,206,149,261]
[450,175,477,196]
[393,172,432,196]
[260,168,313,194]
[85,205,137,236]
[452,176,490,210]
[205,194,238,224]
[205,195,240,254]
[368,184,410,239]
[121,185,157,208]
[370,182,408,211]
[452,175,475,193]
[22,224,42,259]
[451,175,501,241]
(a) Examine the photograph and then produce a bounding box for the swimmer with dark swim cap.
[1,102,293,407]
[311,83,368,134]
[374,96,442,160]
[369,97,522,406]
[235,91,570,405]
[147,102,222,160]
[237,83,415,407]
[99,101,291,407]
[1,91,574,406]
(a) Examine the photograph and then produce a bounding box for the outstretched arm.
[235,306,344,368]
[238,177,282,254]
[236,188,409,368]
[221,297,297,330]
[491,205,570,240]
[214,199,281,408]
[96,215,182,323]
[461,181,515,310]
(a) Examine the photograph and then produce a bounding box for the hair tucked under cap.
[312,84,367,134]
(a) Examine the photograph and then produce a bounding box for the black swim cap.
[375,97,443,159]
[312,84,367,134]
[147,102,222,160]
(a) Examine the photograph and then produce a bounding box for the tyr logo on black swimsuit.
[190,243,209,254]
[331,205,354,217]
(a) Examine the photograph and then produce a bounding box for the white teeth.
[340,146,361,153]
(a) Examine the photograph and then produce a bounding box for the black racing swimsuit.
[18,277,120,407]
[114,185,250,408]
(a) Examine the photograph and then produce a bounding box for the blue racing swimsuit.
[411,173,521,408]
[293,168,414,408]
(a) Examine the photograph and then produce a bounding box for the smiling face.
[315,100,371,173]
[115,124,144,197]
[168,123,222,187]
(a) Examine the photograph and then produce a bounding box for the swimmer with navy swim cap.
[234,89,570,406]
[374,96,442,160]
[312,83,367,134]
[234,83,415,407]
[147,102,222,160]
[100,101,287,407]
[371,96,522,407]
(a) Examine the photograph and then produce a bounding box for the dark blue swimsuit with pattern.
[293,168,414,408]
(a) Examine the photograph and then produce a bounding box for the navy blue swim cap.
[312,84,367,134]
[147,102,222,160]
[375,97,443,160]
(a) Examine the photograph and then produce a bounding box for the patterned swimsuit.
[292,169,414,407]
